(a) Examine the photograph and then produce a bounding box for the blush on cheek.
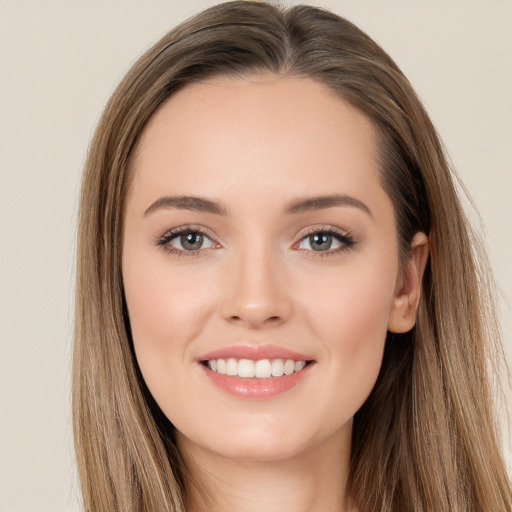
[126,262,196,341]
[310,270,391,393]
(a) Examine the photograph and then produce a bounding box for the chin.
[176,414,353,465]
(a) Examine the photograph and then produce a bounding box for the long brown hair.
[73,2,511,510]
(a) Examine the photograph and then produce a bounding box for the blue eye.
[297,229,355,253]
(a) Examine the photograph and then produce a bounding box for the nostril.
[221,296,292,327]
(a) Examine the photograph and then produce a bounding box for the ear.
[387,232,429,333]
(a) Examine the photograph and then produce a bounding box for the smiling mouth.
[202,358,314,379]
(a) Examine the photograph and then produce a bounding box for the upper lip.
[198,344,314,362]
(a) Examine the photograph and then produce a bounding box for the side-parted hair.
[73,2,511,511]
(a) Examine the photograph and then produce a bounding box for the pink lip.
[197,344,316,400]
[198,344,313,362]
[200,362,314,400]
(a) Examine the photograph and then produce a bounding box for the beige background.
[0,1,510,510]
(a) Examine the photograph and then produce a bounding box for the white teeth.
[295,360,306,372]
[216,359,227,375]
[254,359,272,379]
[271,359,284,377]
[226,358,238,376]
[238,359,255,378]
[284,359,295,375]
[206,358,308,379]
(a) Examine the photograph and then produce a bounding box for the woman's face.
[123,74,412,462]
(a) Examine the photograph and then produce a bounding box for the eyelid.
[293,225,357,255]
[155,224,221,256]
[155,223,357,258]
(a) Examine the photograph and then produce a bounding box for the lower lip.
[201,363,314,399]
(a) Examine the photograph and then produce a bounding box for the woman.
[73,1,511,511]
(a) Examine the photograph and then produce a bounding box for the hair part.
[74,2,511,511]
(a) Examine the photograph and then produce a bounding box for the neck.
[177,426,355,512]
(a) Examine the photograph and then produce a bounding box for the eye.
[296,228,356,254]
[172,231,214,251]
[157,227,216,254]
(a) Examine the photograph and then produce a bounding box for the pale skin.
[122,73,429,512]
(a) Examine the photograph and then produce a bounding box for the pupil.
[310,233,332,251]
[181,232,203,250]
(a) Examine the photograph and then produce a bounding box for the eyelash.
[295,226,357,257]
[156,225,216,258]
[155,225,357,258]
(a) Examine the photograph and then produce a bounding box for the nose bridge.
[221,237,292,327]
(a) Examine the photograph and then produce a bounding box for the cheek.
[304,256,396,345]
[122,245,216,391]
[126,269,206,348]
[300,259,396,411]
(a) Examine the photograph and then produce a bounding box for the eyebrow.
[144,193,373,219]
[144,195,227,216]
[284,194,374,219]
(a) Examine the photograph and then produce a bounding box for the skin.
[122,73,428,512]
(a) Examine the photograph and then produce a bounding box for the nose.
[220,245,293,329]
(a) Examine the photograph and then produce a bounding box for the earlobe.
[388,232,429,333]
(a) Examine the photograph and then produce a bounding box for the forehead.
[128,73,384,211]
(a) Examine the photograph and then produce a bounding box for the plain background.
[0,1,510,510]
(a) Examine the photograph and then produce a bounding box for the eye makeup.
[293,226,357,258]
[155,223,357,259]
[155,224,219,257]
